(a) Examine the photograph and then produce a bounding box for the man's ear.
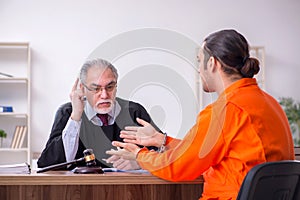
[208,56,217,72]
[210,56,223,73]
[79,81,85,93]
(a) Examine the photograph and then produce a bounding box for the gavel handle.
[37,157,84,173]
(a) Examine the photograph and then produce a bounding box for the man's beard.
[94,100,114,114]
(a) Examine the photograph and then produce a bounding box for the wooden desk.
[0,171,203,200]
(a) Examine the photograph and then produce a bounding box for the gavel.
[37,149,103,174]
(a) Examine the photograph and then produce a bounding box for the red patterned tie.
[97,113,109,126]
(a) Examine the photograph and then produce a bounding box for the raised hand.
[69,78,85,121]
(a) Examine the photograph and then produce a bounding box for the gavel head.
[72,149,103,174]
[83,149,96,167]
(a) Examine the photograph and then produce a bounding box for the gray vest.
[79,113,116,166]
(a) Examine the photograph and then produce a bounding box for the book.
[15,126,24,148]
[10,126,21,148]
[17,126,27,148]
[0,162,30,174]
[0,106,13,112]
[10,126,26,149]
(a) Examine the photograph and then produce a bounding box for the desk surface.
[0,171,203,200]
[0,170,203,185]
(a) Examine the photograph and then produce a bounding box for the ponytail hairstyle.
[203,29,260,78]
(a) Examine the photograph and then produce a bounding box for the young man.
[38,58,158,170]
[107,29,295,199]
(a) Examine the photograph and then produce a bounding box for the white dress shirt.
[62,101,121,162]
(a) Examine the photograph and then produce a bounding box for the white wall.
[0,0,300,155]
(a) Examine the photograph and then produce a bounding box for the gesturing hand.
[120,118,164,147]
[106,145,141,160]
[103,154,140,170]
[70,78,85,121]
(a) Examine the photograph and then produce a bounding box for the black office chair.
[237,160,300,200]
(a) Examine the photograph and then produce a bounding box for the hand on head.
[70,78,85,121]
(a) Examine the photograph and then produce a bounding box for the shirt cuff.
[64,117,82,137]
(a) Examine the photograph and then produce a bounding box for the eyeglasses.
[82,81,117,94]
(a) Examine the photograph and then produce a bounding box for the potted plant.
[279,97,300,147]
[0,129,7,148]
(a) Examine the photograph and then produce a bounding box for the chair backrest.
[237,160,300,200]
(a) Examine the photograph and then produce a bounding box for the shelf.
[0,42,31,165]
[0,42,29,47]
[0,113,28,118]
[0,148,28,152]
[0,78,28,83]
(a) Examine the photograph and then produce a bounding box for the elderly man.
[38,58,158,170]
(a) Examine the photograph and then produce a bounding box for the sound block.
[73,166,104,174]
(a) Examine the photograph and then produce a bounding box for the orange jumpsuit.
[137,78,295,200]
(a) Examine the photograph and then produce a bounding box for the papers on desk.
[102,168,149,173]
[0,162,31,174]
